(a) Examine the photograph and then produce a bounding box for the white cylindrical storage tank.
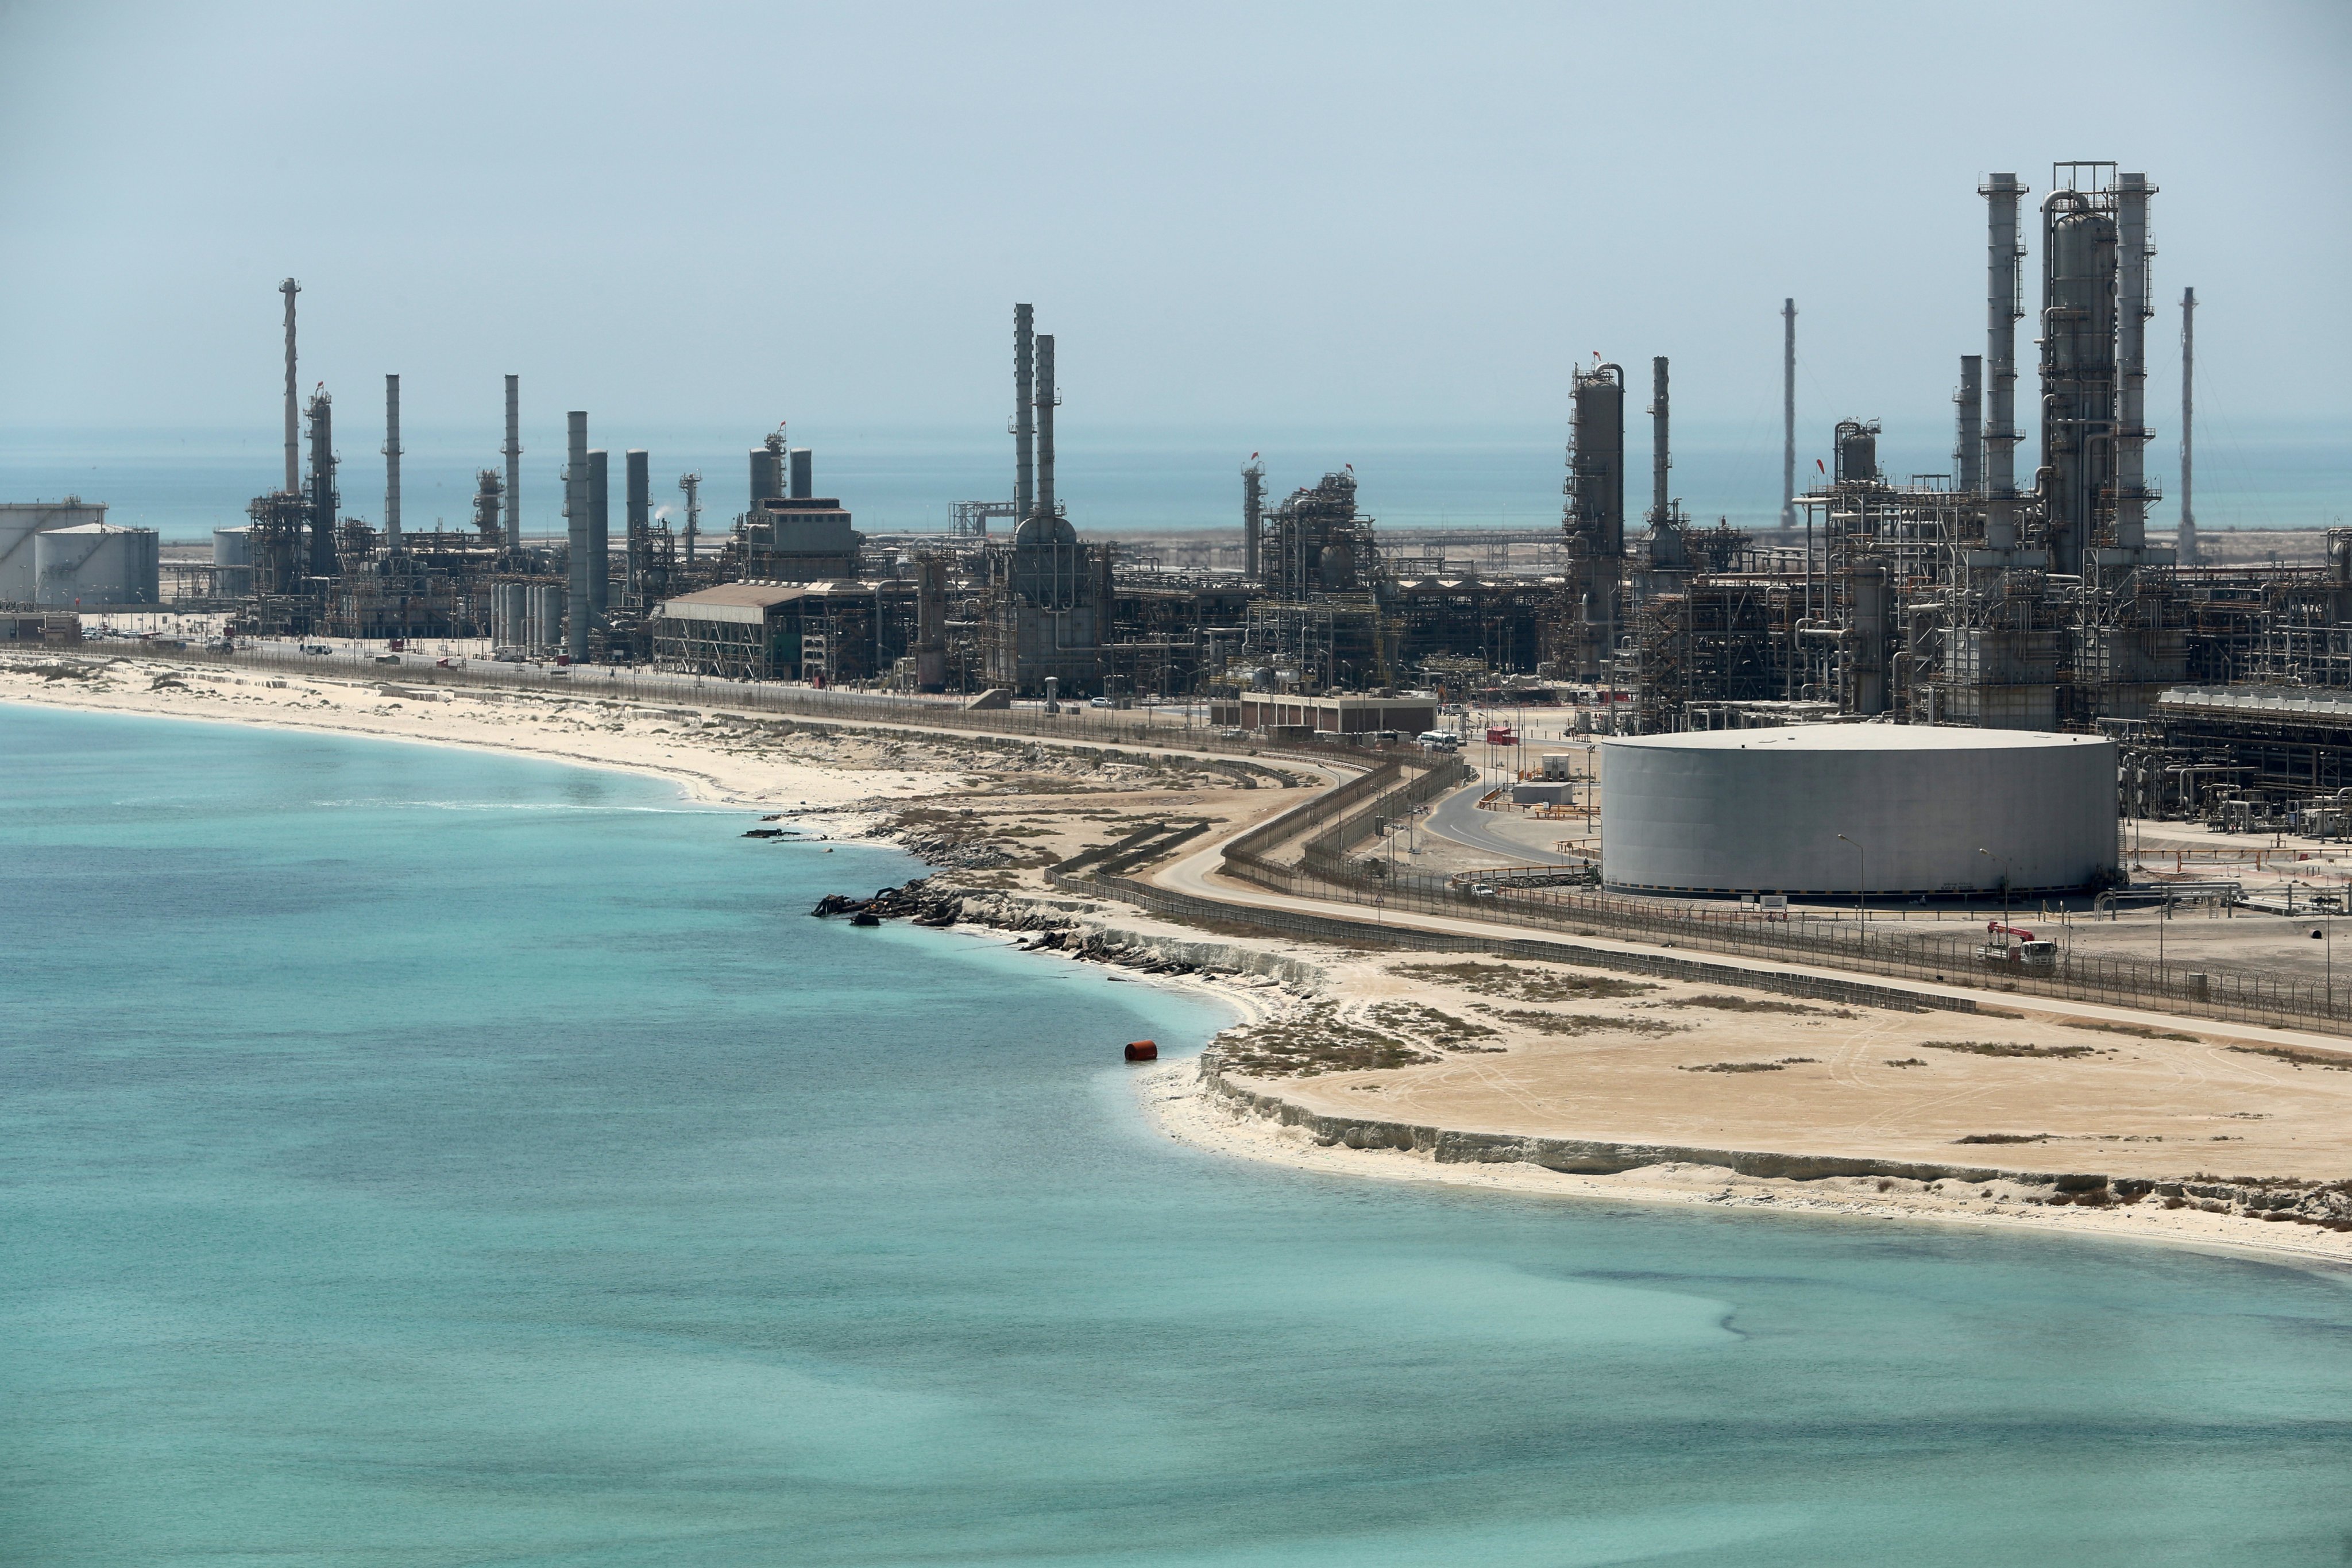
[1599,727,2118,895]
[527,584,566,651]
[34,523,160,607]
[492,583,526,647]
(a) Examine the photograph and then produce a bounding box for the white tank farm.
[34,522,160,607]
[1599,727,2117,895]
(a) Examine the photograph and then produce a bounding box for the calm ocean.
[2,423,2345,541]
[4,705,2350,1565]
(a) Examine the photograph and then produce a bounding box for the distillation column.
[1564,361,1627,683]
[2040,174,2118,577]
[1242,457,1264,583]
[1981,174,2026,549]
[2114,172,2156,555]
[1954,356,1983,493]
[1649,356,1670,528]
[503,376,522,552]
[1014,304,1036,522]
[383,374,402,545]
[306,388,337,577]
[625,449,649,596]
[1034,334,1057,521]
[565,412,589,661]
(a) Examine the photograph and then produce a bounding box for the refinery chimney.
[383,374,402,544]
[565,412,589,660]
[1242,456,1265,582]
[1648,356,1671,530]
[1034,333,1057,522]
[1981,173,2026,548]
[587,450,610,621]
[1954,356,1983,493]
[2179,287,2198,565]
[503,376,522,551]
[1780,300,1795,529]
[280,279,301,495]
[1014,304,1036,522]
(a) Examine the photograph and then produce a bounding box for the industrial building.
[1600,728,2119,895]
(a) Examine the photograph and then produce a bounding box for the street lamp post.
[1836,834,1866,926]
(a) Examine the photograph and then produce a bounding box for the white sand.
[1135,1053,2352,1269]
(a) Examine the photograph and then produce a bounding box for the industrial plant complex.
[5,161,2347,911]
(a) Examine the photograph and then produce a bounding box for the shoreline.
[1133,1053,2352,1272]
[19,656,2352,1271]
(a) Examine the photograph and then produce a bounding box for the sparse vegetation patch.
[1473,1006,1689,1038]
[1920,1039,2104,1060]
[1667,994,1853,1018]
[1391,961,1656,1002]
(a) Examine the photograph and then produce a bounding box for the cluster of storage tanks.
[1,504,159,607]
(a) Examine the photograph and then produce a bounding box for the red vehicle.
[1486,727,1517,746]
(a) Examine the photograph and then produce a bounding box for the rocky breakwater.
[810,876,1314,990]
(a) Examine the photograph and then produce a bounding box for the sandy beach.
[14,646,2351,1269]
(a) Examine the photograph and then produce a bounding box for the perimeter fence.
[1098,752,2346,1037]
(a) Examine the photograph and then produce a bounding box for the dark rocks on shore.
[810,879,963,926]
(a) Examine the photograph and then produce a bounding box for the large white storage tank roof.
[1600,726,2117,895]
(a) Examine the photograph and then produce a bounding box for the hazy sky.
[3,1,2347,456]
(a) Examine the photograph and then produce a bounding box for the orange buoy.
[1123,1040,1158,1062]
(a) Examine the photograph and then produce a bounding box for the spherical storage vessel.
[1599,727,2116,895]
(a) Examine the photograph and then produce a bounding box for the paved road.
[1422,781,1579,866]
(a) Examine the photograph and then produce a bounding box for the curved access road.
[1421,781,1580,866]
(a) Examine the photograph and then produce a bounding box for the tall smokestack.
[1649,356,1670,529]
[1014,304,1036,520]
[2114,171,2155,553]
[1035,333,1056,523]
[280,279,301,494]
[588,449,609,620]
[1242,456,1265,582]
[1780,299,1796,528]
[503,375,522,551]
[1982,172,2026,550]
[383,374,402,544]
[566,412,589,660]
[1955,355,1984,493]
[2179,286,2197,565]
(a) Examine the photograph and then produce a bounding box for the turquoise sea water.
[5,705,2352,1566]
[3,423,2345,540]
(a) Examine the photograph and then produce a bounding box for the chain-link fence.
[1211,755,2347,1036]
